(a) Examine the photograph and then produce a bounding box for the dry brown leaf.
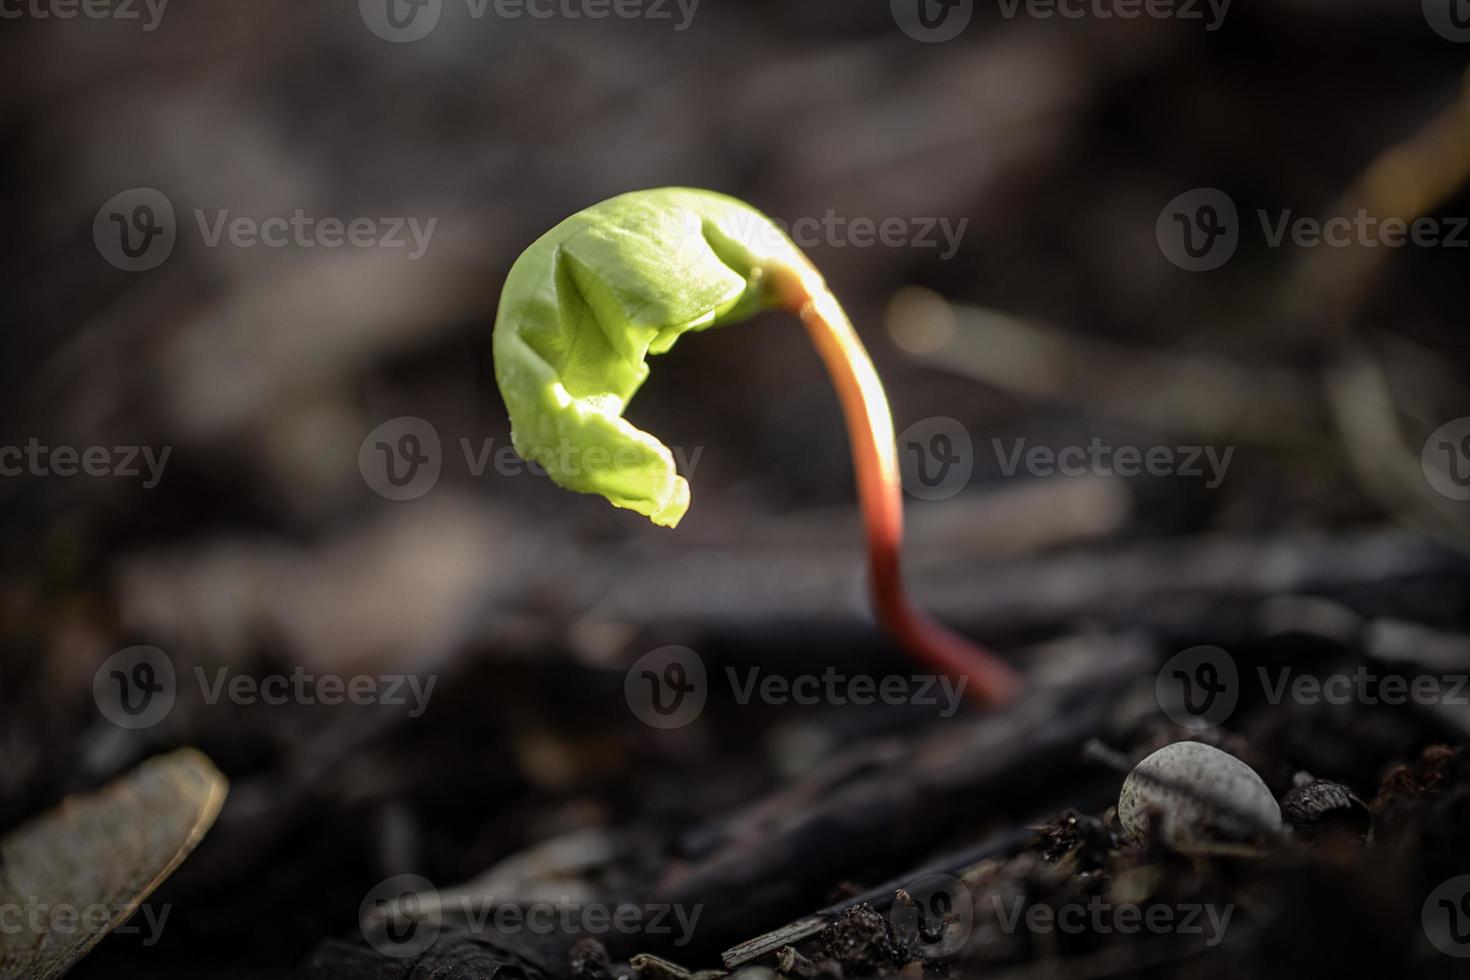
[0,748,227,980]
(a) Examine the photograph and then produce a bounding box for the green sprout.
[493,188,1019,704]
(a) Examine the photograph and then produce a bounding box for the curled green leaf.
[493,188,805,527]
[492,188,1021,702]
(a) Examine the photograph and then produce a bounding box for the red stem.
[771,268,1022,705]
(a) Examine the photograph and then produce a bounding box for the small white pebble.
[1118,741,1282,845]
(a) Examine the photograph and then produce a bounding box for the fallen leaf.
[0,748,227,980]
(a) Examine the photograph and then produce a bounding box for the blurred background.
[1,2,1468,978]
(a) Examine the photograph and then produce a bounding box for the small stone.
[818,903,906,971]
[569,937,613,980]
[1033,809,1116,871]
[1118,741,1282,845]
[1281,776,1369,840]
